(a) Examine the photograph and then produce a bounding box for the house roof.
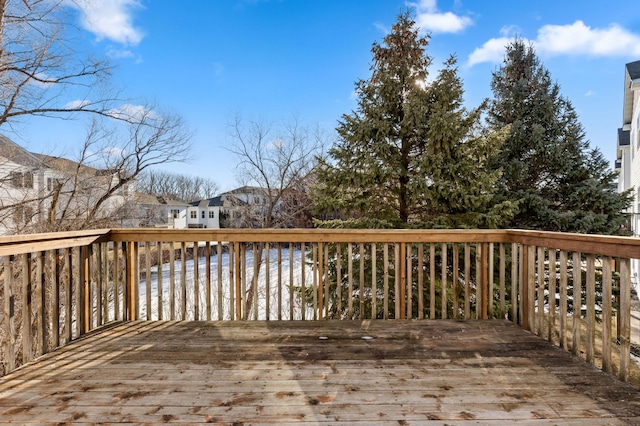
[33,152,105,176]
[0,135,45,168]
[627,60,640,80]
[189,196,223,207]
[136,192,189,207]
[623,60,640,126]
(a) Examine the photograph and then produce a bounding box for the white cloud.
[584,90,595,97]
[65,99,91,109]
[108,104,157,121]
[408,0,473,34]
[468,20,640,66]
[536,21,640,57]
[468,36,514,66]
[66,0,144,46]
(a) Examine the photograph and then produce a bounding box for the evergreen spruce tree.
[313,12,515,229]
[488,39,631,234]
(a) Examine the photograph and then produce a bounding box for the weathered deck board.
[1,320,640,424]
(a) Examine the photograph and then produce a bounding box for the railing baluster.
[169,241,176,320]
[559,250,568,350]
[4,255,15,373]
[441,243,447,319]
[36,251,45,356]
[217,241,223,321]
[265,243,270,321]
[300,243,305,320]
[384,243,389,320]
[276,244,281,320]
[585,254,596,364]
[602,257,613,374]
[571,251,581,357]
[619,258,631,382]
[359,243,365,320]
[488,243,494,319]
[113,243,120,322]
[181,242,187,321]
[417,244,423,320]
[318,242,324,320]
[499,243,506,319]
[65,248,72,343]
[194,241,200,321]
[52,249,60,349]
[548,249,557,342]
[430,243,435,319]
[22,253,32,363]
[511,243,518,324]
[145,243,151,321]
[453,243,459,320]
[464,243,470,319]
[537,246,545,336]
[158,241,164,321]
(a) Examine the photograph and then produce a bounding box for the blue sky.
[14,0,640,192]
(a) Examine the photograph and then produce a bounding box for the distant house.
[0,136,72,234]
[186,196,223,229]
[136,192,189,229]
[0,135,179,234]
[185,186,273,229]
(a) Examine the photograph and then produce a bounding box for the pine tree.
[488,39,631,234]
[313,12,514,229]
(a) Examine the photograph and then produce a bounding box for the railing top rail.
[506,229,640,259]
[1,227,640,259]
[0,229,111,257]
[106,228,512,244]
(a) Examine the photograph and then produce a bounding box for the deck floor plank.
[1,320,640,424]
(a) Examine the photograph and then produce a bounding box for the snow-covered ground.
[138,248,316,321]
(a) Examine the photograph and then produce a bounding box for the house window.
[10,171,33,188]
[190,211,197,219]
[171,209,180,219]
[209,211,215,219]
[201,211,205,219]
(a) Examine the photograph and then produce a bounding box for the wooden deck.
[1,320,640,425]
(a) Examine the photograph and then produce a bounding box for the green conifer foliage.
[313,12,515,229]
[488,39,631,234]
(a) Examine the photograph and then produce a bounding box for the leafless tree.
[138,170,219,203]
[227,115,326,317]
[0,0,128,130]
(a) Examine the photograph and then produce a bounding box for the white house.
[135,192,190,229]
[0,135,181,234]
[186,196,223,229]
[0,135,55,234]
[616,60,640,282]
[184,187,274,229]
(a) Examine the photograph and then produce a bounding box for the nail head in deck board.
[1,320,640,424]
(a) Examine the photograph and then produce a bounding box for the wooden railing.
[0,229,636,384]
